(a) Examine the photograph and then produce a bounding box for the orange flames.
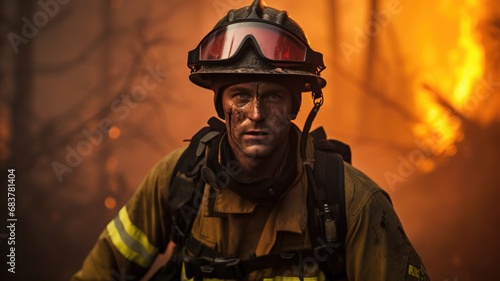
[413,0,484,167]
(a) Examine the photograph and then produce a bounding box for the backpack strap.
[151,118,224,281]
[168,117,225,247]
[308,127,349,280]
[183,237,316,280]
[311,127,351,164]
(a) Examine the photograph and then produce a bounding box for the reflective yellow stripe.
[264,277,319,281]
[262,270,325,281]
[118,207,158,255]
[181,262,324,281]
[107,220,148,267]
[181,263,220,281]
[183,275,322,281]
[106,206,158,267]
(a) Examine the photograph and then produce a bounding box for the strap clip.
[280,251,296,260]
[189,256,244,279]
[211,257,243,279]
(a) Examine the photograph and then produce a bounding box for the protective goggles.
[188,21,325,70]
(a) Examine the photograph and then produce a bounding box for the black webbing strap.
[310,127,352,165]
[184,235,315,279]
[313,149,347,279]
[184,235,221,259]
[184,249,314,280]
[168,117,225,247]
[315,150,346,250]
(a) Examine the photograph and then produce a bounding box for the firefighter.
[73,0,429,280]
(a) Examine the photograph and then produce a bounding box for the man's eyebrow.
[226,86,252,92]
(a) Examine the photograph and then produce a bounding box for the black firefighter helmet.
[187,0,327,119]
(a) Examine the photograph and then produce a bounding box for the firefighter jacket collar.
[204,126,313,236]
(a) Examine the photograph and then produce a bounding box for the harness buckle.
[200,265,215,273]
[189,256,244,279]
[214,257,243,279]
[280,252,296,259]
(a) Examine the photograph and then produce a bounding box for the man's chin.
[239,145,273,160]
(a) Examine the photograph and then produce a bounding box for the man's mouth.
[245,130,270,136]
[243,129,272,140]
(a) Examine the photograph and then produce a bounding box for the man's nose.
[247,98,265,122]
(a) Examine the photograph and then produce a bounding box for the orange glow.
[104,196,117,209]
[420,158,437,173]
[444,145,458,157]
[110,178,121,194]
[106,157,118,174]
[414,0,484,157]
[452,1,484,109]
[111,0,123,9]
[108,126,121,139]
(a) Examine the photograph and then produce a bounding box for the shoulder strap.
[310,126,351,164]
[151,118,224,280]
[167,117,224,246]
[309,127,349,280]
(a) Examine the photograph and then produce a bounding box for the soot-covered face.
[221,81,294,161]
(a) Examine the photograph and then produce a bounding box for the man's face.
[221,81,294,160]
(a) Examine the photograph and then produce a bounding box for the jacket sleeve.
[343,163,430,281]
[72,146,187,281]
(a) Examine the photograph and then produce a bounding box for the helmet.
[187,0,326,118]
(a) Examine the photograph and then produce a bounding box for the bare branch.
[422,83,467,120]
[334,64,421,123]
[34,28,113,73]
[23,36,168,171]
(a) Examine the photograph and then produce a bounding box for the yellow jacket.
[73,130,429,281]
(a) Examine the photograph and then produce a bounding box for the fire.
[452,0,485,109]
[413,0,484,163]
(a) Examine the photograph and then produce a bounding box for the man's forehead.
[225,81,290,92]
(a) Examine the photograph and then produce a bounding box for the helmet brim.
[189,67,326,92]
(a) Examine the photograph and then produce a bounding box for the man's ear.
[291,90,302,119]
[214,88,226,119]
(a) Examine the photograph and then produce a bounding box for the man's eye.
[265,94,282,101]
[234,93,250,100]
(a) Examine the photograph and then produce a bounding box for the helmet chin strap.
[300,79,324,164]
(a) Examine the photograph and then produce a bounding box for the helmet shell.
[188,0,326,118]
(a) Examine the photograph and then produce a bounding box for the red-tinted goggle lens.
[197,21,308,62]
[188,22,324,65]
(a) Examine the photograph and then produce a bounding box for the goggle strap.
[311,79,324,104]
